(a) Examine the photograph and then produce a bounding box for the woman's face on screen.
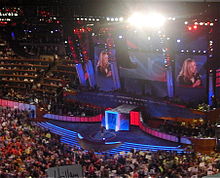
[189,61,197,74]
[103,53,109,63]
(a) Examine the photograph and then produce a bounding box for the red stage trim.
[44,113,103,123]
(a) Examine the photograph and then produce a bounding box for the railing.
[0,98,36,118]
[43,113,102,122]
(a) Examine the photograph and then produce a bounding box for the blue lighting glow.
[37,122,185,154]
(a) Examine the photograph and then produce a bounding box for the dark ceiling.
[0,0,220,19]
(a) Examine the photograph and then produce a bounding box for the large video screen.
[94,46,116,91]
[116,31,166,82]
[114,30,167,97]
[175,54,207,105]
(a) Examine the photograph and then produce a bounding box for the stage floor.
[48,120,179,147]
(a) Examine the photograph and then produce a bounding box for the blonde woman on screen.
[96,51,112,77]
[177,58,202,88]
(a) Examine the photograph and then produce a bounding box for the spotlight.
[193,25,198,29]
[199,22,204,25]
[188,26,192,31]
[176,39,181,43]
[118,35,123,39]
[145,12,166,28]
[184,21,188,25]
[128,12,166,28]
[127,13,145,27]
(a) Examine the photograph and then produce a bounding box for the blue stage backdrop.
[175,54,207,105]
[85,60,96,88]
[75,63,87,86]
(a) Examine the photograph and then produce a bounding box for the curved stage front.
[37,121,185,154]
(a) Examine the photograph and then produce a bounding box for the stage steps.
[37,122,80,148]
[37,122,185,154]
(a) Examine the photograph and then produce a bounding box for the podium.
[102,104,137,131]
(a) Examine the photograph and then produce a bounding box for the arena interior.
[1,0,220,177]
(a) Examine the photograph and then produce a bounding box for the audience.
[0,107,220,177]
[159,120,216,138]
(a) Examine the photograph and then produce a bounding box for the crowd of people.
[0,38,18,59]
[159,120,216,138]
[1,106,220,177]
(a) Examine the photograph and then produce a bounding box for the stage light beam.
[128,12,166,29]
[127,13,145,28]
[144,13,166,28]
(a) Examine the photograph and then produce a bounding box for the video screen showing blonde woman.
[177,58,202,88]
[94,47,116,91]
[96,51,112,77]
[175,55,207,104]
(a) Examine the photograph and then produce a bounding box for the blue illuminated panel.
[104,111,129,131]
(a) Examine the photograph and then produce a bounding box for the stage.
[47,120,180,148]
